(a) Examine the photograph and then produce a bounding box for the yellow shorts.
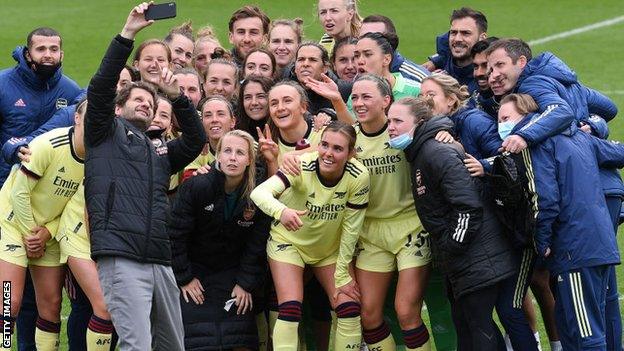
[355,217,431,272]
[267,236,337,268]
[0,225,62,268]
[57,227,91,264]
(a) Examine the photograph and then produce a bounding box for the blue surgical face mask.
[389,127,416,150]
[498,121,517,140]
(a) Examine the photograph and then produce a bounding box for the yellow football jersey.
[251,152,370,287]
[319,33,335,54]
[354,123,416,221]
[57,181,86,241]
[185,144,216,171]
[56,181,91,262]
[0,127,84,236]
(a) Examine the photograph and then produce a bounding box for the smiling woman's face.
[134,43,170,85]
[269,84,307,130]
[243,82,269,121]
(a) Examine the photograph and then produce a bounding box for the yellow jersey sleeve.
[11,168,39,234]
[10,134,57,234]
[21,132,55,177]
[44,217,60,238]
[335,160,370,288]
[250,170,300,220]
[8,128,83,237]
[308,125,325,149]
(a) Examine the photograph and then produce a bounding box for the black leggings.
[448,282,505,351]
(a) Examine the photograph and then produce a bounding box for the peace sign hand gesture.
[257,125,279,163]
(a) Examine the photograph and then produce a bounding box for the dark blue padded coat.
[513,52,622,198]
[0,46,82,184]
[2,91,85,165]
[514,115,622,274]
[448,106,502,172]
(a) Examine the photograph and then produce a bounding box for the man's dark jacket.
[84,35,205,265]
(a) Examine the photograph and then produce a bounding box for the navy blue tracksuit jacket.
[515,114,622,273]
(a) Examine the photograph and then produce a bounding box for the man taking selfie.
[84,3,205,350]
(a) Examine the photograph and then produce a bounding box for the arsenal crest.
[243,206,255,221]
[238,207,256,227]
[415,169,426,196]
[151,138,163,148]
[56,98,68,109]
[150,138,169,156]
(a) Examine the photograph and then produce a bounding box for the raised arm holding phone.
[84,3,203,351]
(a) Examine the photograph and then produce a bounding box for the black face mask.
[31,61,61,80]
[28,51,61,81]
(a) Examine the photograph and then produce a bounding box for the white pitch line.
[603,90,624,95]
[529,15,624,46]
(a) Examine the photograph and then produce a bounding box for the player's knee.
[360,303,383,328]
[37,294,62,318]
[7,290,24,315]
[395,300,421,328]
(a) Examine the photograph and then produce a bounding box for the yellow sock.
[273,319,300,351]
[334,315,362,350]
[329,310,337,351]
[86,328,112,351]
[86,315,114,351]
[35,327,60,351]
[256,313,269,351]
[368,334,396,351]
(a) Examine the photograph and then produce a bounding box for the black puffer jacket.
[404,117,516,298]
[85,35,205,264]
[169,169,271,350]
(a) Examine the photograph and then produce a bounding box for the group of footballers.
[0,1,622,351]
